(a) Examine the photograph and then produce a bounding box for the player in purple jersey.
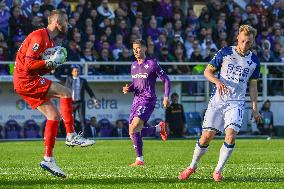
[122,39,171,166]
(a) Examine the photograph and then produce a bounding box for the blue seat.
[5,120,21,139]
[98,119,113,137]
[23,119,40,138]
[186,112,202,135]
[0,124,3,139]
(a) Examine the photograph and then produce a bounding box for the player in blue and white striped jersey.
[179,25,262,182]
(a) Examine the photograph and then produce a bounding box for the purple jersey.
[128,58,170,99]
[128,58,170,123]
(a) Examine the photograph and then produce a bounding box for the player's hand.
[123,84,129,94]
[163,96,169,108]
[44,47,67,69]
[45,60,61,69]
[252,110,262,124]
[215,80,228,96]
[93,98,99,108]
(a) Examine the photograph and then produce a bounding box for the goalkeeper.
[13,9,95,178]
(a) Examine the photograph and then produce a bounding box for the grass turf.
[0,139,284,189]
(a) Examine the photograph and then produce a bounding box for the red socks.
[60,97,75,134]
[44,120,59,157]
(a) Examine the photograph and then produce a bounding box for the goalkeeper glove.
[45,47,67,69]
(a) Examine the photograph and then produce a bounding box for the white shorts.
[202,101,245,134]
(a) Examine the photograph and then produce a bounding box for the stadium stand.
[0,0,282,72]
[186,112,202,136]
[23,119,41,138]
[5,119,21,139]
[0,124,4,139]
[98,118,113,137]
[0,0,283,138]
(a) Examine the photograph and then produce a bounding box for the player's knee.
[130,123,142,133]
[62,88,72,98]
[225,134,236,144]
[199,136,211,146]
[47,112,61,121]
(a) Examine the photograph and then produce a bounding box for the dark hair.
[133,39,146,47]
[261,99,271,111]
[171,92,179,98]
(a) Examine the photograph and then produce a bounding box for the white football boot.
[40,160,66,178]
[65,132,96,147]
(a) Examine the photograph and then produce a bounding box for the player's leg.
[213,128,237,182]
[141,121,167,141]
[129,117,145,166]
[213,105,243,181]
[47,82,74,134]
[179,104,223,180]
[134,102,168,140]
[37,101,66,178]
[178,130,216,180]
[47,82,95,147]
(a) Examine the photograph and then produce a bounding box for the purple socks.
[132,132,143,157]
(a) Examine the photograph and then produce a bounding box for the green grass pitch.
[0,139,284,189]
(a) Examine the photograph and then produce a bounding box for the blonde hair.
[239,25,257,38]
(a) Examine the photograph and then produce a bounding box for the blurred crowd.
[0,0,283,75]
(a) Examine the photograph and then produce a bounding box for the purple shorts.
[129,97,156,124]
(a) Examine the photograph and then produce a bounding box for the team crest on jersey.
[144,64,149,69]
[32,43,39,51]
[40,78,46,85]
[247,60,253,66]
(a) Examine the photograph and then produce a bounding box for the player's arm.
[204,65,228,96]
[128,82,135,92]
[37,68,52,75]
[155,60,170,108]
[23,35,48,72]
[204,48,228,96]
[249,79,261,123]
[123,82,134,94]
[249,59,261,123]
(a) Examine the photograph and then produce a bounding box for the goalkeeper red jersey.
[13,28,54,109]
[14,28,54,83]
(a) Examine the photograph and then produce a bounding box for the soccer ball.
[41,46,67,63]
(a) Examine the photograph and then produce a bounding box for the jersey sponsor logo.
[226,64,249,83]
[131,73,148,79]
[40,78,46,85]
[32,43,40,51]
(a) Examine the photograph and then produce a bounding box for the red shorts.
[14,77,52,109]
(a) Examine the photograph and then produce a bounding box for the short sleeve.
[209,47,232,71]
[250,54,260,80]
